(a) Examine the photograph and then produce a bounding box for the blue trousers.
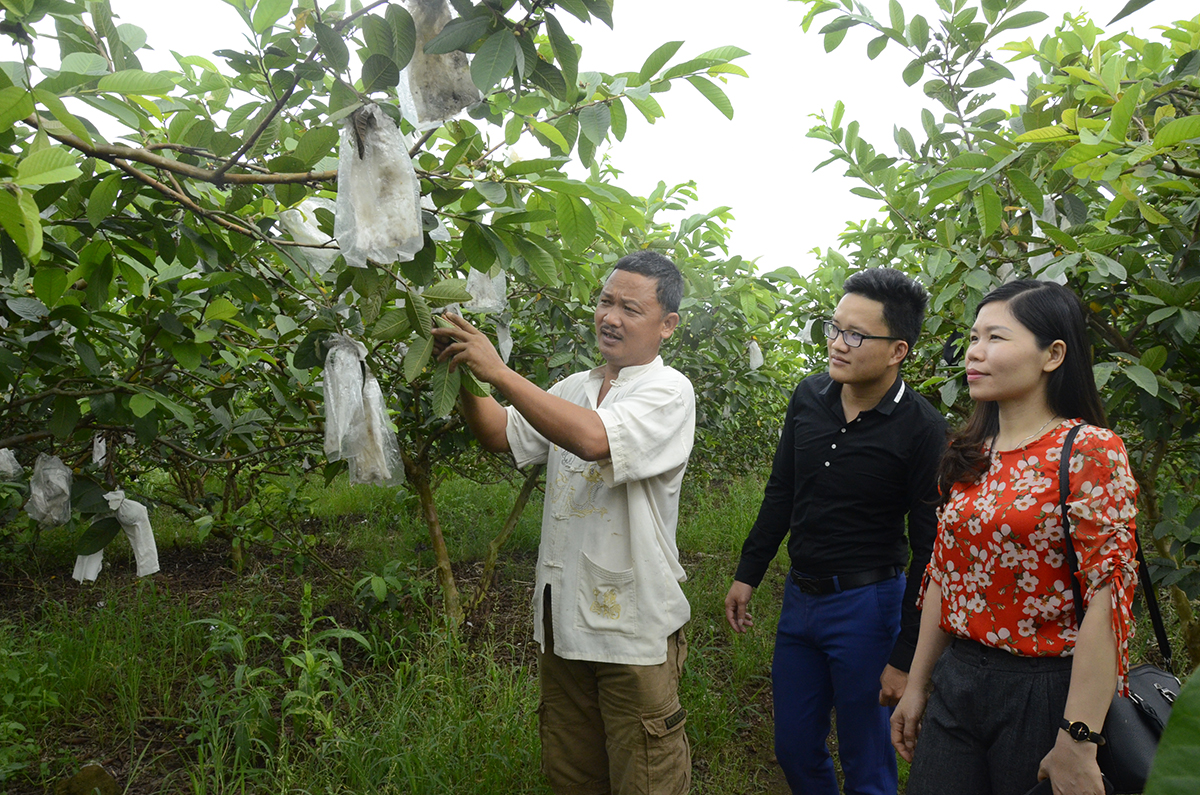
[772,572,905,795]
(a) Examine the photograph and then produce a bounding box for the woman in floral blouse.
[892,280,1139,795]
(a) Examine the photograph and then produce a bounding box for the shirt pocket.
[574,551,639,636]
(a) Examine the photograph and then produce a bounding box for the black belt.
[789,565,902,595]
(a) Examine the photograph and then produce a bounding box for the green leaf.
[638,40,683,83]
[974,184,1003,237]
[1014,125,1077,143]
[902,57,924,86]
[531,119,570,152]
[424,14,491,55]
[1154,115,1200,149]
[1140,346,1169,373]
[370,575,388,602]
[909,15,930,50]
[0,85,34,130]
[1125,364,1158,396]
[515,236,559,287]
[578,102,611,144]
[130,393,156,418]
[33,88,92,144]
[1144,669,1200,795]
[204,297,238,322]
[867,34,889,60]
[389,5,417,70]
[372,309,411,341]
[1007,170,1044,214]
[77,516,123,557]
[16,147,82,186]
[462,223,497,271]
[404,334,434,382]
[49,394,80,440]
[557,195,596,253]
[471,30,516,92]
[431,360,461,417]
[991,11,1048,36]
[33,267,67,307]
[85,173,120,230]
[406,291,433,338]
[423,278,474,304]
[96,70,175,95]
[251,0,291,33]
[461,365,491,398]
[362,53,400,93]
[609,98,628,141]
[545,13,578,95]
[363,13,395,61]
[294,125,339,167]
[316,23,350,73]
[686,75,733,119]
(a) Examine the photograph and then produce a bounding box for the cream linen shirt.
[506,356,695,665]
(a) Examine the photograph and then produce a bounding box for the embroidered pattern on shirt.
[552,449,608,519]
[590,588,622,620]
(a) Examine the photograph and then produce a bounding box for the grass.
[0,470,798,794]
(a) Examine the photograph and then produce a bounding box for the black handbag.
[1059,424,1181,794]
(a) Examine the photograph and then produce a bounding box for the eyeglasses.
[822,319,901,348]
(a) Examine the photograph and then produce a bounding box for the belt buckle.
[794,576,823,595]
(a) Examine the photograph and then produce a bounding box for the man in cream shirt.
[433,251,696,795]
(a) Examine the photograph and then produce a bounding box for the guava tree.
[795,0,1200,667]
[0,0,785,623]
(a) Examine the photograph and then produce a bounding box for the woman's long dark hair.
[937,280,1108,501]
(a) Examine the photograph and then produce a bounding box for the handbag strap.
[1058,424,1174,671]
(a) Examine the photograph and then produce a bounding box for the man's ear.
[888,339,909,367]
[660,312,680,339]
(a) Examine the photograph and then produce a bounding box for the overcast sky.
[10,0,1197,273]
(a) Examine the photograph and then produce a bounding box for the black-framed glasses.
[822,319,901,348]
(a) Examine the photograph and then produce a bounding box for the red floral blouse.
[924,420,1140,687]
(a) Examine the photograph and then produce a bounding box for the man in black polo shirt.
[725,268,947,795]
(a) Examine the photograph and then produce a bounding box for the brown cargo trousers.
[537,589,690,795]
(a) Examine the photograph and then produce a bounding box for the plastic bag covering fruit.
[398,0,482,130]
[106,490,160,577]
[72,550,103,582]
[334,105,423,269]
[280,197,340,276]
[748,340,764,370]
[464,268,507,314]
[26,453,71,527]
[0,448,20,480]
[323,334,404,485]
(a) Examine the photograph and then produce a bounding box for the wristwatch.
[1061,718,1107,745]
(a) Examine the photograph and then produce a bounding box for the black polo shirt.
[734,372,947,670]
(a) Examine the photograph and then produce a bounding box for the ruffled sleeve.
[1064,426,1140,692]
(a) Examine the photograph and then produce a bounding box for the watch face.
[1068,722,1089,741]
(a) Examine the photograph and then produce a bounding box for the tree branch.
[23,114,337,185]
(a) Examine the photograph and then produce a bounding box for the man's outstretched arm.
[432,313,610,461]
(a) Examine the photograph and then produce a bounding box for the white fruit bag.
[398,0,482,130]
[26,453,71,527]
[105,490,160,577]
[323,334,404,485]
[280,197,340,276]
[0,448,20,480]
[464,268,507,314]
[334,104,423,269]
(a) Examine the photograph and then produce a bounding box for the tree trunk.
[404,454,463,626]
[465,464,543,617]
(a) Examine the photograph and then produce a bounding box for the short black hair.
[842,267,928,350]
[612,250,683,315]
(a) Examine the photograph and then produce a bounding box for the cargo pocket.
[574,551,638,636]
[641,702,690,795]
